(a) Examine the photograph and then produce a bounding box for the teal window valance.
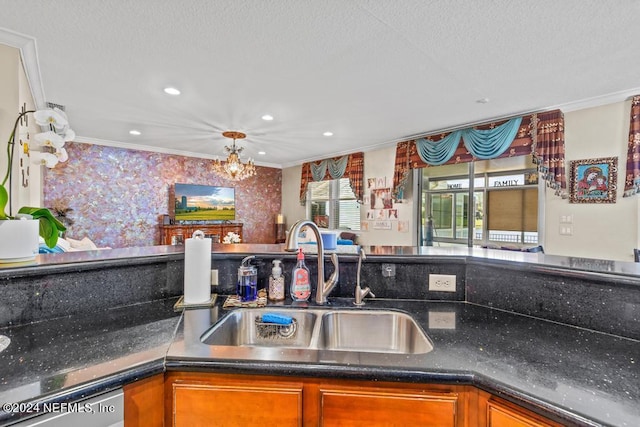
[300,152,364,205]
[415,130,463,166]
[310,156,349,181]
[393,110,567,201]
[415,117,523,165]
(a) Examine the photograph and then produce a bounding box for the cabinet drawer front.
[487,400,557,427]
[172,383,302,427]
[319,388,457,427]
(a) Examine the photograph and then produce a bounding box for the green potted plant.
[0,107,74,260]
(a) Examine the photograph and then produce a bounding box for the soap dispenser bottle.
[237,255,258,302]
[290,248,311,302]
[268,259,285,301]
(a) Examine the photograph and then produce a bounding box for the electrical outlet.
[381,263,396,277]
[428,274,456,292]
[560,214,574,224]
[559,225,573,236]
[211,269,219,286]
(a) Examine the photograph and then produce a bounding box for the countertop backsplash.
[1,245,639,340]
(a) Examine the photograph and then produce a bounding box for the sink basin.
[318,310,433,354]
[200,308,318,348]
[200,307,433,356]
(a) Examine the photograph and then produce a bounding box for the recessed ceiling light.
[476,97,490,104]
[129,130,141,135]
[261,114,274,121]
[323,131,333,137]
[258,151,266,155]
[164,87,181,95]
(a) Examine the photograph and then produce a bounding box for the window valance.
[623,95,640,197]
[392,109,567,199]
[299,152,364,205]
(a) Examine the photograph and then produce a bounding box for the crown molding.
[281,89,640,168]
[73,136,283,169]
[0,27,46,109]
[548,87,640,112]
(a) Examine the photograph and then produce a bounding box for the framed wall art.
[569,157,617,204]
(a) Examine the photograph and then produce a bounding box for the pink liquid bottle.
[290,248,311,302]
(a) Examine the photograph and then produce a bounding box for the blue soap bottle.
[237,255,257,302]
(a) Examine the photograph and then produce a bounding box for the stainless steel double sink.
[200,307,433,355]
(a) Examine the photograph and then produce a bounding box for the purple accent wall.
[43,142,282,248]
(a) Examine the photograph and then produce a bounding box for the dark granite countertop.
[166,298,640,427]
[0,298,182,426]
[0,296,638,426]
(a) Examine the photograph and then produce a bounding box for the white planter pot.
[0,219,40,263]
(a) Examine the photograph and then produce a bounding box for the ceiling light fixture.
[129,130,141,135]
[163,87,181,95]
[212,131,256,181]
[323,131,333,136]
[261,114,274,121]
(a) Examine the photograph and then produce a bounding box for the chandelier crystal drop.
[212,131,256,181]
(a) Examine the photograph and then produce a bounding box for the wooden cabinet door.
[124,374,164,427]
[317,385,459,427]
[160,223,242,244]
[486,399,560,427]
[167,374,303,427]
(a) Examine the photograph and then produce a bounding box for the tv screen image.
[174,183,235,221]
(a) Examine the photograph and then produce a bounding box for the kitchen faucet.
[285,220,339,304]
[354,247,375,306]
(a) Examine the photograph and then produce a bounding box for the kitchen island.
[0,245,638,426]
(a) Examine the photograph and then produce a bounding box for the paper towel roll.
[184,232,212,304]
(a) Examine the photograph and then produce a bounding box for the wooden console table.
[159,223,243,245]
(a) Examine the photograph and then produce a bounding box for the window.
[308,178,360,230]
[420,157,539,246]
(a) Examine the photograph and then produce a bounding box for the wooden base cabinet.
[165,373,303,427]
[159,223,243,245]
[124,372,566,427]
[124,374,164,427]
[164,373,471,427]
[480,392,563,427]
[316,384,462,427]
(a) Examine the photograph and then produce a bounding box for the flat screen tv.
[174,183,235,222]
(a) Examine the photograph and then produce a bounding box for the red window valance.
[623,95,640,197]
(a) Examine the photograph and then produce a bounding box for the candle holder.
[275,214,286,243]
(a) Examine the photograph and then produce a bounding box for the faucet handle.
[329,252,339,266]
[327,253,339,285]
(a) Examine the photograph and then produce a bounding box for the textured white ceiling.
[1,0,639,168]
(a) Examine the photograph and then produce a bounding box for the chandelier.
[212,131,256,181]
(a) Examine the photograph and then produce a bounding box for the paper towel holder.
[174,229,218,311]
[174,294,217,311]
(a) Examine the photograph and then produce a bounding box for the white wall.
[281,146,415,246]
[17,54,40,209]
[358,146,415,246]
[0,45,20,215]
[545,100,638,261]
[0,45,40,215]
[282,99,640,260]
[280,164,306,228]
